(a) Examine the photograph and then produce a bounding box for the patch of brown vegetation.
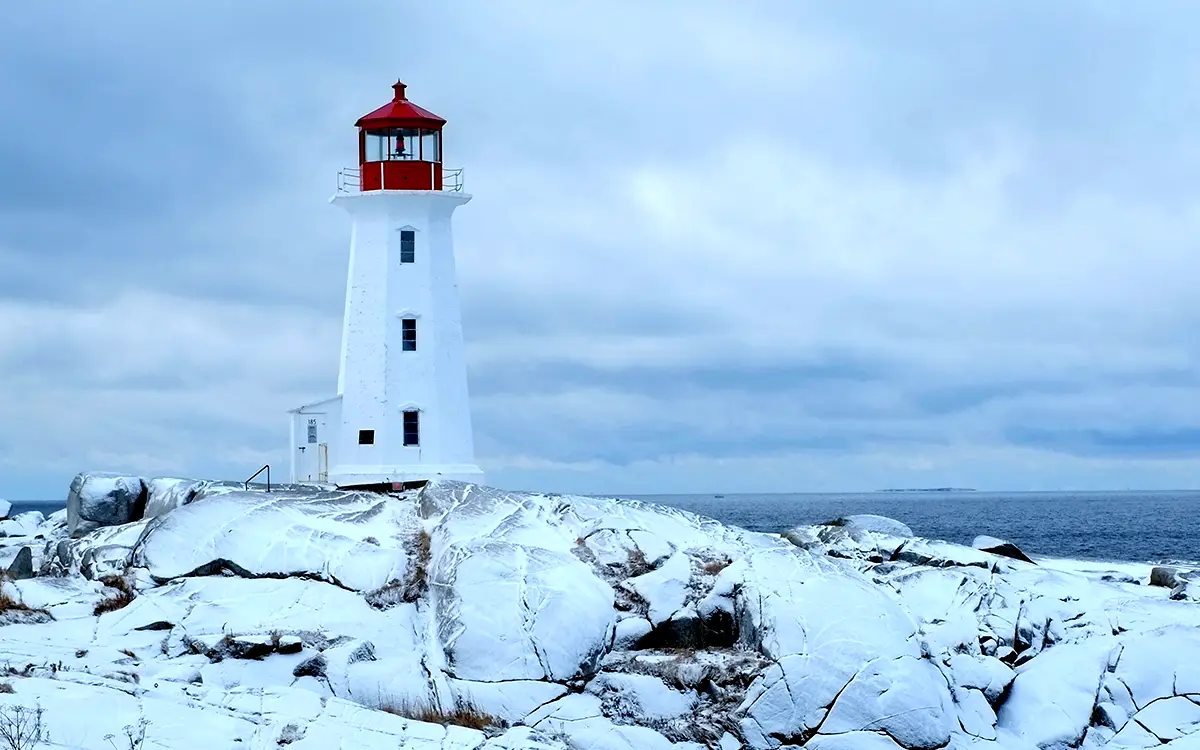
[700,557,732,576]
[380,697,503,731]
[365,529,432,609]
[0,589,53,622]
[626,548,654,577]
[0,682,12,694]
[93,575,138,617]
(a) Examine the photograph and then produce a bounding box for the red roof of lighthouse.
[355,80,446,130]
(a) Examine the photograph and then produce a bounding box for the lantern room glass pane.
[389,128,420,160]
[365,131,388,161]
[420,130,441,162]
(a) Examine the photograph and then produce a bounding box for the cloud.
[1,1,1199,499]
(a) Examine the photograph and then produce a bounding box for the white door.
[299,415,328,482]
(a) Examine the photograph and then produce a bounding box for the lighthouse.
[288,79,483,488]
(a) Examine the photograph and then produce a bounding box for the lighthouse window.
[358,429,375,445]
[400,230,415,263]
[365,131,388,162]
[401,318,417,351]
[403,410,420,446]
[420,130,441,162]
[391,128,420,161]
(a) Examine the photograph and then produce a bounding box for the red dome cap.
[355,80,446,130]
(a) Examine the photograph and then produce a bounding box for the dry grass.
[380,697,502,731]
[366,529,433,609]
[626,548,654,577]
[0,683,12,694]
[94,575,138,617]
[700,557,732,576]
[0,590,21,612]
[0,589,52,620]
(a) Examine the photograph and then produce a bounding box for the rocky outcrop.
[5,546,33,580]
[1,477,1198,750]
[66,472,148,537]
[973,534,1036,563]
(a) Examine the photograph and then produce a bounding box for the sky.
[2,1,1199,500]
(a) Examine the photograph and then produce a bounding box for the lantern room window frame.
[361,128,442,164]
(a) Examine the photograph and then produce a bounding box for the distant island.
[875,487,977,493]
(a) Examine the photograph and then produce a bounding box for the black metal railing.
[245,464,271,492]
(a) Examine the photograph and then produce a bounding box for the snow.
[2,476,1200,749]
[628,552,691,625]
[843,514,914,538]
[0,498,10,519]
[996,638,1115,748]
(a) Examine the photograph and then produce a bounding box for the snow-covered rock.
[0,498,10,518]
[842,514,914,538]
[972,535,1035,564]
[1,510,45,539]
[143,477,209,519]
[1,475,1198,750]
[134,487,417,591]
[66,471,147,537]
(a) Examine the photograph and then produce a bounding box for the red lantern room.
[353,80,448,192]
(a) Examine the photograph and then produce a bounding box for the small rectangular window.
[401,318,417,351]
[358,429,375,445]
[400,230,415,263]
[403,411,420,446]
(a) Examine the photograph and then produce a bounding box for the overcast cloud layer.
[2,1,1199,499]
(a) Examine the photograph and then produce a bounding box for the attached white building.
[289,80,483,489]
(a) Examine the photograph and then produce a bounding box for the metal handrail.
[245,464,271,491]
[337,167,361,194]
[335,165,464,193]
[443,168,464,192]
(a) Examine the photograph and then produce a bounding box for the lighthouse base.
[329,464,485,489]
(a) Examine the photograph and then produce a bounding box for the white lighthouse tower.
[288,79,483,489]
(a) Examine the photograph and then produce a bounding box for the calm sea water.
[630,490,1200,564]
[8,490,1198,564]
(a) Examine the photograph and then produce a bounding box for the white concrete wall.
[289,396,341,483]
[327,190,482,486]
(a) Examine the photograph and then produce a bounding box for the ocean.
[7,489,1198,564]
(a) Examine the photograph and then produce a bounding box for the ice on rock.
[818,656,955,748]
[0,498,10,518]
[729,548,919,660]
[995,637,1116,749]
[730,549,935,746]
[134,488,416,591]
[433,539,614,682]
